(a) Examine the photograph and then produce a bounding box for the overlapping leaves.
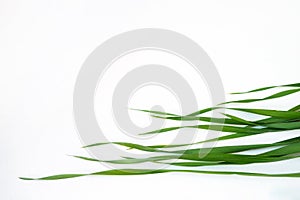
[20,83,300,180]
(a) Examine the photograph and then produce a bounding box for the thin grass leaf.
[20,168,300,180]
[231,83,300,94]
[140,124,278,136]
[130,108,179,117]
[223,88,300,104]
[230,108,300,119]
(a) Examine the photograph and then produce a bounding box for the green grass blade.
[231,83,300,94]
[20,168,300,180]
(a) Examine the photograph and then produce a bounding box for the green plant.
[20,83,300,180]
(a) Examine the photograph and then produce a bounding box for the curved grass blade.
[289,104,300,112]
[259,143,300,157]
[20,168,300,180]
[132,84,300,118]
[140,124,278,136]
[223,88,300,104]
[230,108,300,119]
[130,108,180,117]
[231,83,300,94]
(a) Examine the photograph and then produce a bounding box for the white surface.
[1,0,300,199]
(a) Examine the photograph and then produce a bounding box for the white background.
[1,0,300,199]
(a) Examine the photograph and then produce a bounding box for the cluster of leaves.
[20,83,300,180]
